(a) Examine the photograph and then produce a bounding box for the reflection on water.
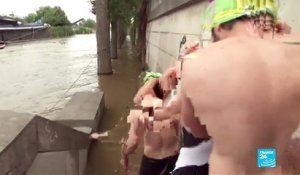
[0,34,98,119]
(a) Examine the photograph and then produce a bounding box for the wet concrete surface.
[0,34,98,119]
[86,43,144,175]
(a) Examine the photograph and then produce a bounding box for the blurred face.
[253,14,276,36]
[212,14,276,42]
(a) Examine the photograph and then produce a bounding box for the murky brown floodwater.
[0,34,98,118]
[1,34,144,174]
[86,42,143,175]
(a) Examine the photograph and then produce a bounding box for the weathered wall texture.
[146,0,300,72]
[0,91,105,175]
[0,27,50,42]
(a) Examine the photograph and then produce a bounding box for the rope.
[40,56,95,115]
[148,31,201,37]
[146,39,209,59]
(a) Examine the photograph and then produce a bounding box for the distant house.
[0,16,50,42]
[0,16,18,27]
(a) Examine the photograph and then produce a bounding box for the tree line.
[9,6,96,37]
[92,0,149,74]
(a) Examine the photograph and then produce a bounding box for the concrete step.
[26,150,87,175]
[55,91,105,134]
[0,90,106,175]
[0,114,90,175]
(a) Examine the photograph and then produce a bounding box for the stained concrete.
[0,114,92,175]
[0,112,38,175]
[55,91,105,133]
[37,117,90,152]
[26,150,87,175]
[0,111,35,153]
[0,90,105,175]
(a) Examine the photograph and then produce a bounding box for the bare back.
[182,37,300,175]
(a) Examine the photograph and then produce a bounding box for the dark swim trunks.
[171,164,209,175]
[139,154,179,175]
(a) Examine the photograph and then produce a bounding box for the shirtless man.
[134,44,212,175]
[130,15,294,175]
[180,0,300,174]
[121,79,180,175]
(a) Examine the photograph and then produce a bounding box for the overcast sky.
[0,0,96,22]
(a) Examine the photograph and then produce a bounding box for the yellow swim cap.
[203,0,278,29]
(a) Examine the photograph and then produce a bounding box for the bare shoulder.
[181,37,252,75]
[181,37,272,94]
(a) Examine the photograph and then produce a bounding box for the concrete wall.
[146,0,300,72]
[146,0,210,72]
[0,115,38,175]
[0,115,89,175]
[27,150,87,175]
[0,91,105,175]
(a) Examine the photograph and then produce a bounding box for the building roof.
[0,25,48,31]
[0,16,19,26]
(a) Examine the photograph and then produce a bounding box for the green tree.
[35,6,70,26]
[24,6,74,37]
[91,0,141,59]
[24,13,37,23]
[80,19,96,29]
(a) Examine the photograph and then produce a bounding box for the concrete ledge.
[0,115,90,175]
[0,90,106,174]
[55,91,105,133]
[0,111,35,153]
[0,112,37,175]
[37,117,90,152]
[26,149,87,175]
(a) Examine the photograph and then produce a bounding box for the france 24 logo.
[257,148,277,168]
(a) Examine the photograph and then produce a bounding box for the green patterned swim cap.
[212,0,254,28]
[205,0,279,29]
[143,72,161,83]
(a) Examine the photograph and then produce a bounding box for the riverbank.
[86,41,143,175]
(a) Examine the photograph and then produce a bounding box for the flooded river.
[0,34,143,174]
[0,34,98,118]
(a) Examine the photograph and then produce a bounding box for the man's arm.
[120,118,144,171]
[180,59,210,139]
[154,94,182,121]
[134,78,159,104]
[180,91,210,138]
